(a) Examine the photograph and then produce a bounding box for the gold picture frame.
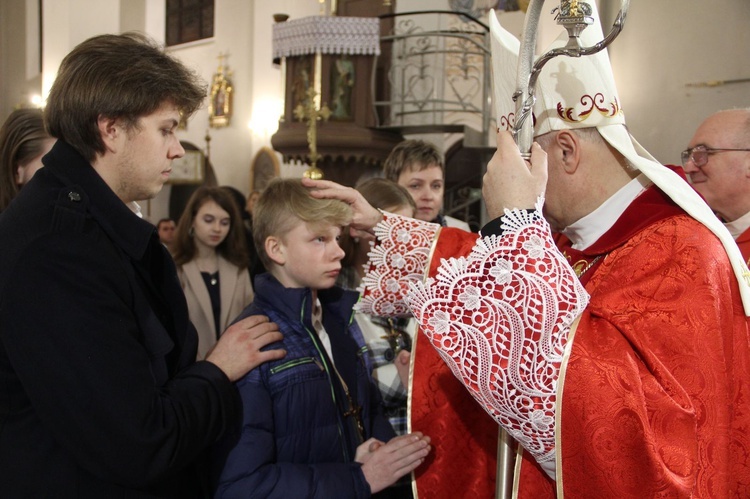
[168,149,205,184]
[209,54,233,128]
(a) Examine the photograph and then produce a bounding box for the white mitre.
[489,6,750,315]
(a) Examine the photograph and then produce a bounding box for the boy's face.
[396,164,444,222]
[268,220,345,290]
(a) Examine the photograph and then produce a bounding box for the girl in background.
[173,186,254,359]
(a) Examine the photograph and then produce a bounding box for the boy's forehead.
[281,218,341,237]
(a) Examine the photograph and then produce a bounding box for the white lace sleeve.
[406,202,589,471]
[355,212,440,317]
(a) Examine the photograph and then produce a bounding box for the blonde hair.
[253,178,352,269]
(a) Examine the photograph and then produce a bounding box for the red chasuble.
[519,187,750,497]
[406,181,750,498]
[410,228,498,499]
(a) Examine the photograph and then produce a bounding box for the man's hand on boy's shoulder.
[205,315,285,382]
[356,432,431,494]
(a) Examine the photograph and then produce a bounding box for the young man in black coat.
[0,33,285,498]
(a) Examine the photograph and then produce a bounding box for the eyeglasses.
[681,145,750,168]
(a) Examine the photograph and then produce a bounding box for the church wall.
[1,0,749,220]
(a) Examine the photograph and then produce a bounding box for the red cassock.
[365,184,750,498]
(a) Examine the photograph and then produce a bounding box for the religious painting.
[290,56,314,116]
[330,56,355,121]
[209,54,233,128]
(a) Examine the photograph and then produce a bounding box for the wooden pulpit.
[271,15,403,186]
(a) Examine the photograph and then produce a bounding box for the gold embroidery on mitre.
[557,93,622,123]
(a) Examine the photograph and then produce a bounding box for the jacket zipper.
[299,296,351,462]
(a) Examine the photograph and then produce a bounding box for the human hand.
[395,350,411,388]
[205,315,285,382]
[483,131,548,220]
[302,178,383,237]
[358,432,431,494]
[355,438,384,465]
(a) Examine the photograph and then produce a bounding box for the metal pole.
[495,2,631,497]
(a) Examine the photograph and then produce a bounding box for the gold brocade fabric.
[410,227,499,499]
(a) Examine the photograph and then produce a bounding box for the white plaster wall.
[41,0,121,100]
[607,0,750,165]
[3,0,748,220]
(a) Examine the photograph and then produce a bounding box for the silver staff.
[513,0,631,158]
[497,4,632,498]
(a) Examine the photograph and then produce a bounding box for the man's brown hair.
[45,32,206,162]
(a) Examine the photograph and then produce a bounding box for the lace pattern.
[355,213,439,317]
[272,16,381,59]
[406,202,589,466]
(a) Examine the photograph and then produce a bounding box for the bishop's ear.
[555,129,581,173]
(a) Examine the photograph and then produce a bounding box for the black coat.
[0,141,240,498]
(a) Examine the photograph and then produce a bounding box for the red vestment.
[363,184,750,498]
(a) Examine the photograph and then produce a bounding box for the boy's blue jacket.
[212,273,396,498]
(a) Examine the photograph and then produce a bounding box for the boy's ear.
[97,115,122,154]
[265,236,286,266]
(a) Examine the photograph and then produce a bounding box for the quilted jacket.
[212,273,395,498]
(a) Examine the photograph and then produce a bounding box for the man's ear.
[554,130,581,174]
[97,115,121,154]
[265,236,286,266]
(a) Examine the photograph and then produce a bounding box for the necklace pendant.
[210,277,218,285]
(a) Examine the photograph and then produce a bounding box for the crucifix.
[293,86,331,179]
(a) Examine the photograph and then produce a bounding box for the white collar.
[563,174,649,250]
[724,210,750,239]
[128,201,142,218]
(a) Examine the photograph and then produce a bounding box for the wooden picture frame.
[168,149,205,184]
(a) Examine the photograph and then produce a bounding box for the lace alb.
[355,212,438,317]
[406,201,589,467]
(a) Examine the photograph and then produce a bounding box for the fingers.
[233,314,269,331]
[367,438,384,453]
[257,346,286,363]
[302,178,357,202]
[396,350,410,365]
[381,433,431,474]
[529,141,548,181]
